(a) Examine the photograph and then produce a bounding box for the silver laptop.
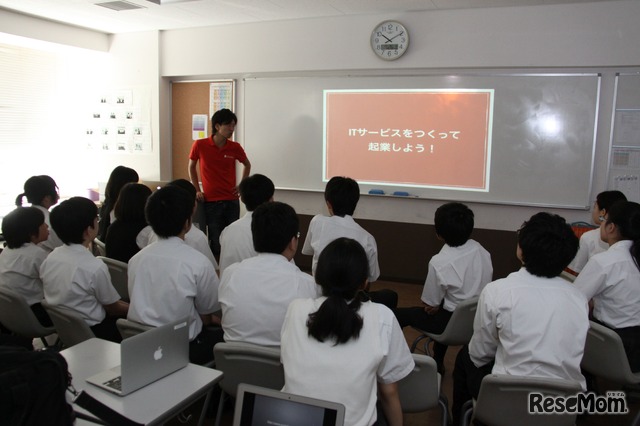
[86,319,189,396]
[233,384,345,426]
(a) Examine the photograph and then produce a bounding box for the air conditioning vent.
[95,1,145,11]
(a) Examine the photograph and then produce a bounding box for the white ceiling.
[0,0,619,35]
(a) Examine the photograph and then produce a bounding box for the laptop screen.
[233,384,344,426]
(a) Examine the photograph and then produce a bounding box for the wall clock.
[370,20,409,60]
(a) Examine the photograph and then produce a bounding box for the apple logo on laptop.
[154,346,163,361]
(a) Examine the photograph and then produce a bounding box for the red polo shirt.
[189,136,248,201]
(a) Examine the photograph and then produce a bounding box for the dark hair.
[596,190,627,211]
[251,201,299,254]
[104,166,139,204]
[605,200,640,270]
[15,175,59,207]
[211,108,237,135]
[434,202,474,247]
[145,186,193,238]
[324,176,360,217]
[307,238,368,344]
[50,197,98,245]
[113,183,152,223]
[239,174,275,211]
[167,179,197,206]
[518,212,578,278]
[1,207,45,249]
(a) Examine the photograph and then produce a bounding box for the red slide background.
[324,90,492,190]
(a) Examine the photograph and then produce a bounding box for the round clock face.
[371,21,409,60]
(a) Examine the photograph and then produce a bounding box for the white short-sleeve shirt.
[302,215,380,282]
[137,225,218,270]
[0,243,48,305]
[421,239,493,311]
[219,253,320,346]
[469,268,589,389]
[281,298,414,426]
[568,228,608,273]
[41,244,121,326]
[219,212,257,276]
[574,240,640,328]
[128,237,220,340]
[34,205,63,253]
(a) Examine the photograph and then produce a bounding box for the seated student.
[395,202,493,373]
[451,212,588,425]
[568,190,627,274]
[0,207,52,326]
[219,201,319,347]
[15,175,63,252]
[137,179,218,270]
[104,183,152,263]
[281,238,414,426]
[127,185,221,365]
[98,165,139,242]
[41,197,129,343]
[218,174,274,275]
[574,200,640,372]
[301,176,397,309]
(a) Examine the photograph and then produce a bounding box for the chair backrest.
[0,287,55,339]
[116,318,153,340]
[97,256,129,302]
[213,342,284,398]
[93,239,106,257]
[473,374,582,426]
[581,320,640,385]
[41,300,94,348]
[435,296,479,346]
[398,354,440,413]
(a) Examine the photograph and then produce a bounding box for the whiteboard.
[243,73,600,209]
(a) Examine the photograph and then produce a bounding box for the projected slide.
[324,89,494,191]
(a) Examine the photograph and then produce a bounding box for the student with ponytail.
[575,200,640,372]
[280,237,414,426]
[15,175,63,252]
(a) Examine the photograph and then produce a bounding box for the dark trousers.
[30,303,53,327]
[368,289,399,311]
[451,345,494,426]
[189,326,224,366]
[395,306,453,365]
[204,200,240,257]
[90,315,122,343]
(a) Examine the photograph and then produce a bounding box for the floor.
[137,280,640,425]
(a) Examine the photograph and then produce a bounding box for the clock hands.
[387,31,404,42]
[379,33,392,43]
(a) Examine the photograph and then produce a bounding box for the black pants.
[451,345,494,426]
[204,200,240,257]
[368,289,399,311]
[395,306,453,365]
[189,326,224,366]
[90,315,122,343]
[30,303,53,327]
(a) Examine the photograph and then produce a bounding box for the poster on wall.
[209,80,235,118]
[84,88,153,154]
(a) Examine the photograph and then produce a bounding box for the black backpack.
[0,346,74,426]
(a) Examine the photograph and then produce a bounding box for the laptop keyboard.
[104,376,122,391]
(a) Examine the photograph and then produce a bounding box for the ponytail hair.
[606,200,640,270]
[306,237,369,344]
[16,175,59,207]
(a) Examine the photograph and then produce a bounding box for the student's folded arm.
[377,381,403,426]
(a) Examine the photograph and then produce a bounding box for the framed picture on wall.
[209,80,235,118]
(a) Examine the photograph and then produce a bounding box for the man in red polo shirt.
[188,109,251,258]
